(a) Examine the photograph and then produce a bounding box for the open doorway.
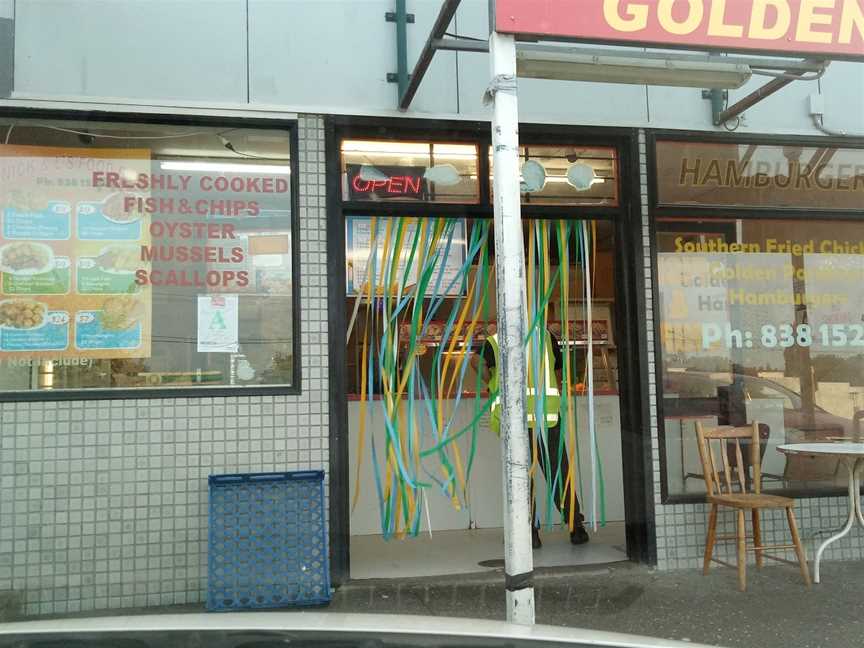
[344,216,627,578]
[326,125,648,582]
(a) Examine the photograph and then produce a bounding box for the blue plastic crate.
[207,471,331,610]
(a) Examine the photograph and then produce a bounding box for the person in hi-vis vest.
[472,321,589,549]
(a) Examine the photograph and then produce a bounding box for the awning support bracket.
[705,59,828,127]
[398,0,465,111]
[387,0,414,100]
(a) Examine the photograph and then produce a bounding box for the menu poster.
[0,145,153,362]
[197,294,239,353]
[345,217,468,296]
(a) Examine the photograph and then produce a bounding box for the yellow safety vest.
[487,332,561,435]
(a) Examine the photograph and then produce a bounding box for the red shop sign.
[495,0,864,60]
[346,164,428,200]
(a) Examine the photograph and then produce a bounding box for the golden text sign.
[656,140,864,210]
[496,1,864,60]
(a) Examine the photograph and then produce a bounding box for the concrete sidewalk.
[332,561,864,648]
[7,561,861,648]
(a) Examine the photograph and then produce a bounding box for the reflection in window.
[657,218,864,496]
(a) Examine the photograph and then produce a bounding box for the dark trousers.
[529,423,584,530]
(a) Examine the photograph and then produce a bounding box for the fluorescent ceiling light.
[342,141,475,155]
[516,45,752,90]
[343,141,430,154]
[160,161,291,174]
[546,176,606,185]
[343,152,474,161]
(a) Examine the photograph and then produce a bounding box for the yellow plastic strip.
[378,220,395,512]
[526,223,539,481]
[439,255,483,498]
[351,217,379,513]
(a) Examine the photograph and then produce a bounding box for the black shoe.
[570,526,589,545]
[532,528,542,549]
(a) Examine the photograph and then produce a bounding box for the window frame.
[336,119,627,221]
[0,107,302,401]
[648,128,864,504]
[326,116,656,583]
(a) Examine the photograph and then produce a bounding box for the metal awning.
[394,0,829,127]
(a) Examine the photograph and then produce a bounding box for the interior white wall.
[348,396,625,536]
[9,0,862,135]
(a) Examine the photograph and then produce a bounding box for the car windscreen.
[0,630,669,648]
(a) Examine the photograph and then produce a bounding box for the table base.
[814,458,864,584]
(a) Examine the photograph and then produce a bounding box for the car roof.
[0,612,714,648]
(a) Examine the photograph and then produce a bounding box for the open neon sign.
[351,175,423,195]
[346,164,428,200]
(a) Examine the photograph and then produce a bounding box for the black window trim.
[0,107,302,402]
[335,117,628,220]
[647,128,864,504]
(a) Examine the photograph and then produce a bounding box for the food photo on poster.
[0,123,296,392]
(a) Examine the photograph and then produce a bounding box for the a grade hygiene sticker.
[197,294,239,353]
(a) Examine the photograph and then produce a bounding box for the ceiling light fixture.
[566,163,597,191]
[357,164,390,181]
[516,45,752,89]
[424,164,461,186]
[520,160,547,193]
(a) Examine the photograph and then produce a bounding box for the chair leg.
[752,509,763,569]
[703,504,718,575]
[737,509,747,592]
[786,507,812,588]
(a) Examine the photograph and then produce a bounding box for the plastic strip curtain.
[527,219,606,532]
[352,217,494,539]
[352,216,604,538]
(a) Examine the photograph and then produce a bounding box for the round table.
[778,443,864,583]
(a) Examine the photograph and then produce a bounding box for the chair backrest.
[695,421,761,496]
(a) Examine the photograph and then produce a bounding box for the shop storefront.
[325,119,651,579]
[3,109,864,612]
[648,132,864,569]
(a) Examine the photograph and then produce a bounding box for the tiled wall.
[0,114,329,617]
[638,129,864,570]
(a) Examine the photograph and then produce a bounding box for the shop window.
[341,140,480,203]
[490,145,619,206]
[0,117,297,394]
[657,217,864,497]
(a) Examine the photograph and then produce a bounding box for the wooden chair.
[695,421,811,592]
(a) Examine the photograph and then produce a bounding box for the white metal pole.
[489,29,535,626]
